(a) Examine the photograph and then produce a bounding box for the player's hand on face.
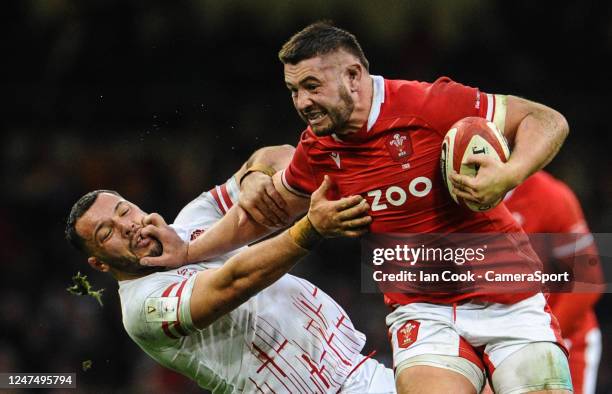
[450,155,514,206]
[308,175,372,238]
[139,213,188,268]
[239,171,289,228]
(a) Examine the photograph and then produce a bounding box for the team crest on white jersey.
[176,267,199,278]
[330,152,341,169]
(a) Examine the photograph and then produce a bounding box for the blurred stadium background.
[3,1,611,392]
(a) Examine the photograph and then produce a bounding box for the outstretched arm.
[143,176,370,328]
[140,144,301,267]
[451,95,569,205]
[141,170,310,267]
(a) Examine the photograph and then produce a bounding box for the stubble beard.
[104,239,164,275]
[307,85,355,137]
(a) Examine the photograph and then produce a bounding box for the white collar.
[330,75,385,141]
[367,75,385,132]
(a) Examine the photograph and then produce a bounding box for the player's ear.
[345,63,363,92]
[88,256,110,273]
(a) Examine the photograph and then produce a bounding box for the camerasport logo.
[397,320,420,348]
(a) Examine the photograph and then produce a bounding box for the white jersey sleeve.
[172,175,240,240]
[119,265,243,391]
[171,176,244,266]
[119,268,202,349]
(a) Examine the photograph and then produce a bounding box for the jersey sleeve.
[120,272,201,349]
[207,176,240,216]
[281,133,317,197]
[173,176,240,238]
[549,183,597,259]
[421,77,507,136]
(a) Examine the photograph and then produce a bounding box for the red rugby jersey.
[504,171,601,337]
[282,76,540,305]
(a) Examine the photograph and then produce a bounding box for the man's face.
[284,51,355,136]
[75,193,162,274]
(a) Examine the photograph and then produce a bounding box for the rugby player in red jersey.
[504,171,603,394]
[143,23,572,393]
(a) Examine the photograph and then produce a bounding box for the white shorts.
[341,357,396,394]
[387,293,568,387]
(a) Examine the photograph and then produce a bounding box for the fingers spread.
[258,193,287,225]
[453,189,481,204]
[451,182,478,196]
[450,173,478,190]
[251,206,275,227]
[335,195,364,211]
[266,184,288,210]
[450,176,479,196]
[337,199,370,220]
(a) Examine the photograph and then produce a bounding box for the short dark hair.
[65,190,121,254]
[279,21,369,71]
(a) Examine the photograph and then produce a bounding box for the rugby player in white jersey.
[65,145,395,394]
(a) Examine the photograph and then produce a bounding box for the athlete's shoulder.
[539,172,586,225]
[119,275,169,343]
[118,270,198,348]
[383,77,478,119]
[385,76,463,97]
[297,128,319,148]
[383,78,431,108]
[517,171,586,231]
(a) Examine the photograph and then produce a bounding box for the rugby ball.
[440,117,510,211]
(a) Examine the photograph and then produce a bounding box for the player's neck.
[336,74,374,136]
[112,268,149,282]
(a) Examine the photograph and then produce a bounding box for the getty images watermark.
[371,244,569,284]
[360,233,608,294]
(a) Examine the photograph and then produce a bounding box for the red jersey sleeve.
[549,182,597,260]
[281,131,317,197]
[420,77,504,136]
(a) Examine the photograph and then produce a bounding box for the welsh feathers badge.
[397,320,420,348]
[386,131,413,163]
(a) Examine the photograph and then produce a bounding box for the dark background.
[2,1,611,392]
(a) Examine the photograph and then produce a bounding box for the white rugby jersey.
[118,177,367,393]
